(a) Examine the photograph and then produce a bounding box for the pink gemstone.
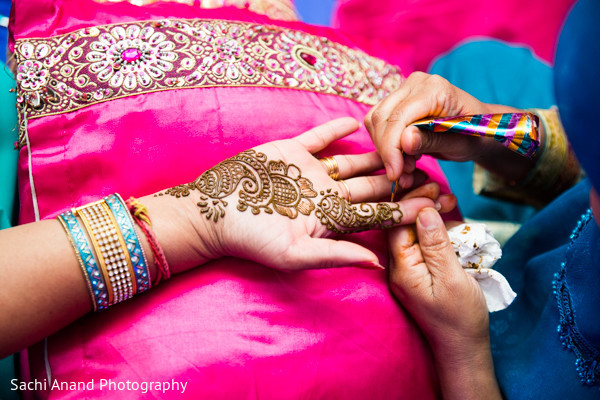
[300,52,317,66]
[121,48,142,63]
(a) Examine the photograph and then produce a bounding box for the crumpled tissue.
[448,223,516,312]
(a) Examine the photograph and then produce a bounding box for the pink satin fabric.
[12,1,453,398]
[333,0,576,72]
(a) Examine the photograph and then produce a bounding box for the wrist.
[430,335,502,400]
[140,192,220,275]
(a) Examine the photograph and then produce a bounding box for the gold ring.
[339,179,352,203]
[320,156,340,180]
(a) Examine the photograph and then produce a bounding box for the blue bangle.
[105,194,151,294]
[58,210,109,311]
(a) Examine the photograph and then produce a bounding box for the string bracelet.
[126,196,171,285]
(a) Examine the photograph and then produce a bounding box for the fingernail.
[353,261,386,270]
[418,208,440,230]
[385,163,395,180]
[435,201,442,211]
[412,132,422,152]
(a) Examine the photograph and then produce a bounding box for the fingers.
[401,126,483,161]
[398,182,457,215]
[436,194,458,214]
[414,208,464,278]
[320,151,383,180]
[365,72,432,180]
[284,236,383,270]
[365,72,489,180]
[316,193,437,234]
[295,117,360,153]
[339,174,394,203]
[387,224,422,283]
[400,182,440,201]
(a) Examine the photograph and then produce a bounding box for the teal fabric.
[0,71,20,400]
[0,72,18,229]
[429,39,555,224]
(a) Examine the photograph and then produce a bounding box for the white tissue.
[447,223,516,312]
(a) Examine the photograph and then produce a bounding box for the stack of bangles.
[57,194,170,311]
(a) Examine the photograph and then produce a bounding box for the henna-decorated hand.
[159,118,455,271]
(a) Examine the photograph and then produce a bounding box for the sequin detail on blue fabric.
[553,208,600,385]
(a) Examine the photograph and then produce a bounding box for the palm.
[165,118,443,271]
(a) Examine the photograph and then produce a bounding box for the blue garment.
[491,2,600,396]
[0,0,10,63]
[490,180,600,398]
[430,32,600,397]
[429,39,554,224]
[554,0,600,192]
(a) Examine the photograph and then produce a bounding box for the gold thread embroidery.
[14,19,403,147]
[159,150,403,233]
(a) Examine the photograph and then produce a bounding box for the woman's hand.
[387,207,502,400]
[365,72,521,181]
[160,118,455,272]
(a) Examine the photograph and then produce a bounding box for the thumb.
[283,236,384,271]
[415,208,462,277]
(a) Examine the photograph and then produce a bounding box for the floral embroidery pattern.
[14,19,402,128]
[86,25,177,91]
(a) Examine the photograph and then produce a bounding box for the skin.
[0,117,455,358]
[365,71,541,183]
[374,71,597,399]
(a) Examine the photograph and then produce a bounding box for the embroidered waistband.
[14,19,403,123]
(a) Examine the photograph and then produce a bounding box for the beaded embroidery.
[553,208,600,385]
[14,19,403,146]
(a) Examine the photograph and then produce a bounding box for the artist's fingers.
[401,126,483,161]
[283,236,383,271]
[337,169,429,204]
[387,224,425,290]
[365,86,414,180]
[415,208,465,278]
[436,194,458,214]
[295,118,360,153]
[403,154,417,174]
[400,182,441,201]
[400,183,457,214]
[321,151,383,180]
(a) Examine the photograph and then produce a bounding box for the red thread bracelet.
[126,197,171,285]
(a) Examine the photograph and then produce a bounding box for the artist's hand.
[365,72,519,181]
[161,118,455,271]
[388,206,488,350]
[387,206,502,400]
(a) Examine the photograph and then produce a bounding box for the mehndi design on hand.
[159,149,403,232]
[316,189,402,233]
